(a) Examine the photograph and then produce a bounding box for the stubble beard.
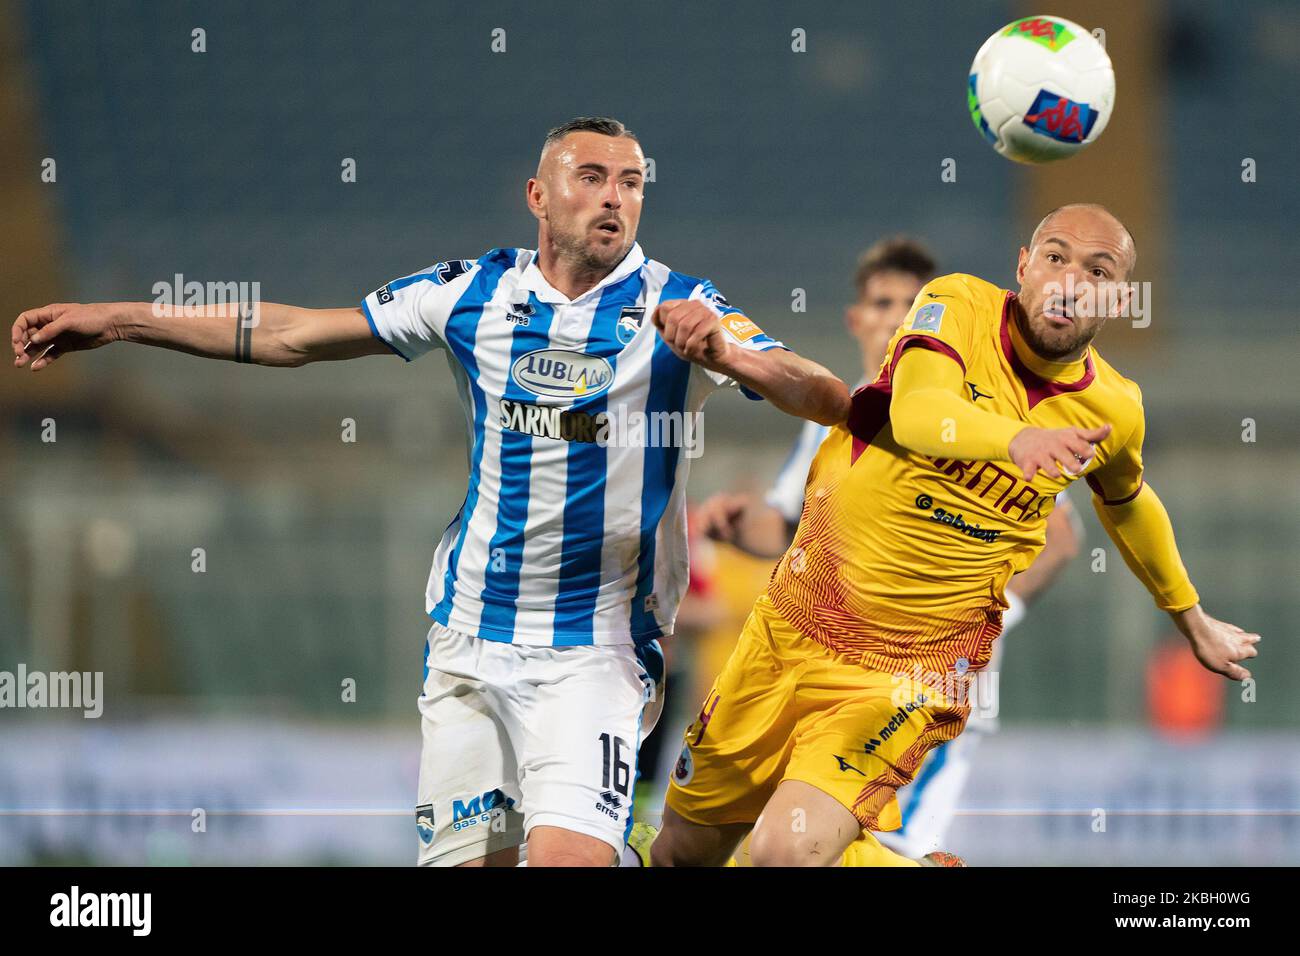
[1017,297,1097,361]
[552,223,630,275]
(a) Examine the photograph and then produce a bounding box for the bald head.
[1030,203,1136,276]
[1013,202,1139,361]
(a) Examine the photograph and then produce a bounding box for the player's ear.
[525,177,545,221]
[1015,246,1029,282]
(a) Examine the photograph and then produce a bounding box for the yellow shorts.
[665,594,970,832]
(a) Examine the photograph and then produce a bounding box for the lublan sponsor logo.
[511,348,613,399]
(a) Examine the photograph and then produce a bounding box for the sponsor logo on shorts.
[595,789,624,820]
[862,697,930,755]
[451,788,516,832]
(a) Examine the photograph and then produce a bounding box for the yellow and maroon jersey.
[767,272,1145,677]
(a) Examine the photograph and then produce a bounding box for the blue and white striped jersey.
[362,243,785,646]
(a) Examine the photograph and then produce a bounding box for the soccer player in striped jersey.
[696,236,1082,863]
[653,203,1261,867]
[11,116,849,867]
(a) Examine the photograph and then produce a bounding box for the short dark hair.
[853,236,937,297]
[543,116,638,152]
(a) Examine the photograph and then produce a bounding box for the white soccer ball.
[967,15,1115,164]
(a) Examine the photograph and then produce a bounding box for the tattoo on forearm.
[234,308,253,363]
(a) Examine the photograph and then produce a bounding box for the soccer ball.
[967,15,1115,164]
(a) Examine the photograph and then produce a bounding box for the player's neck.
[1009,308,1089,382]
[534,245,617,301]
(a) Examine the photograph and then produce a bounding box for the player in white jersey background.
[695,236,1081,861]
[12,117,849,867]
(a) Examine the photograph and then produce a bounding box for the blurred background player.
[695,236,1083,861]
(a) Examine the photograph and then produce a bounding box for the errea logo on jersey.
[512,349,614,400]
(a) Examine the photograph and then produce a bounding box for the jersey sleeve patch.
[909,302,945,333]
[722,314,764,342]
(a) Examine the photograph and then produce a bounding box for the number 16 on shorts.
[596,733,633,820]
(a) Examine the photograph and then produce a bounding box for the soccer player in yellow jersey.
[651,203,1262,867]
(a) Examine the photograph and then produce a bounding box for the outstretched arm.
[890,345,1111,480]
[13,300,390,371]
[652,300,849,426]
[1094,484,1260,680]
[712,345,849,426]
[1088,418,1262,681]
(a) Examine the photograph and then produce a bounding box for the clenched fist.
[651,300,733,372]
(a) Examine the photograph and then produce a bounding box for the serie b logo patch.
[911,302,945,332]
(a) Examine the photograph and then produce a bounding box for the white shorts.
[415,621,656,866]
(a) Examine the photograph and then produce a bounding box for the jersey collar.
[1000,291,1096,410]
[517,242,646,305]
